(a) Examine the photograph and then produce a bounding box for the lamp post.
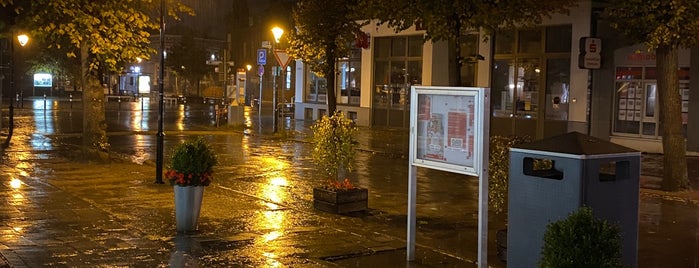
[3,33,28,149]
[271,27,283,133]
[155,0,165,184]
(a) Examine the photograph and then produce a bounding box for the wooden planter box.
[313,187,368,214]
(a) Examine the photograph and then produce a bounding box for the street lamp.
[271,27,284,133]
[3,33,29,149]
[155,0,166,184]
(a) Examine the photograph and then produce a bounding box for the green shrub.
[488,135,530,215]
[539,207,624,268]
[166,137,218,186]
[310,111,357,184]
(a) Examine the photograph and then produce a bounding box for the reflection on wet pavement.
[0,99,697,267]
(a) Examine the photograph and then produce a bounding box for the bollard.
[118,96,122,110]
[43,93,47,111]
[69,94,73,109]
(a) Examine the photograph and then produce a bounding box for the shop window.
[306,72,326,103]
[337,48,361,106]
[460,33,480,86]
[495,30,515,54]
[546,25,572,53]
[545,58,570,121]
[518,29,542,54]
[612,66,690,137]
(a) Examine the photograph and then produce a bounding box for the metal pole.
[272,45,278,133]
[155,0,165,184]
[3,33,16,149]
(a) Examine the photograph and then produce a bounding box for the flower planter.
[174,185,205,233]
[313,187,368,214]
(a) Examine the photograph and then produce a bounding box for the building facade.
[291,0,699,154]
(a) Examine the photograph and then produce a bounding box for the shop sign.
[579,37,602,69]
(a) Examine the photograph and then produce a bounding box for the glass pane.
[390,61,406,108]
[391,37,406,57]
[613,81,640,134]
[645,83,656,117]
[407,60,422,85]
[515,59,540,118]
[495,30,515,54]
[546,25,572,53]
[518,29,542,54]
[337,60,350,104]
[374,61,390,108]
[349,60,361,105]
[545,58,570,121]
[375,37,390,58]
[460,33,479,86]
[408,35,424,57]
[491,59,514,117]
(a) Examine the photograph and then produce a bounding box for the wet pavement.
[0,97,697,267]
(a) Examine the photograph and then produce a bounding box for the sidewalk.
[0,108,698,267]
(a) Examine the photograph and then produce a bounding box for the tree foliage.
[604,0,696,190]
[166,32,210,95]
[286,0,367,114]
[12,0,192,157]
[361,0,576,41]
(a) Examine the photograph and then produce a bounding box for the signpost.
[407,86,490,267]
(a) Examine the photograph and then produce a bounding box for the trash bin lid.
[511,131,639,158]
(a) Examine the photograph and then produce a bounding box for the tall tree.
[286,0,366,115]
[17,0,192,159]
[360,0,576,85]
[604,0,699,191]
[166,32,210,96]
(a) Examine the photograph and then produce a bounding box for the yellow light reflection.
[260,156,289,170]
[10,178,22,189]
[270,177,288,187]
[263,252,281,268]
[263,230,282,242]
[176,105,186,131]
[131,111,144,131]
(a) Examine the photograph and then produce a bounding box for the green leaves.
[488,135,531,215]
[539,207,624,268]
[604,0,699,49]
[168,137,218,177]
[310,111,358,182]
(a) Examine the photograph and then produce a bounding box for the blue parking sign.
[257,49,267,65]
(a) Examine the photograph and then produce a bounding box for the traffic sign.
[273,49,293,69]
[257,49,267,65]
[258,65,264,77]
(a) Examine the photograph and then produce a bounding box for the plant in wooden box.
[165,137,218,233]
[310,111,366,214]
[489,135,530,262]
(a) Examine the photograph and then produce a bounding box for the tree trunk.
[325,44,337,115]
[80,44,110,161]
[656,46,689,191]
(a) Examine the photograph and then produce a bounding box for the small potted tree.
[165,137,218,233]
[310,111,367,214]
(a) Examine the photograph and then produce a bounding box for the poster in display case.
[410,86,489,176]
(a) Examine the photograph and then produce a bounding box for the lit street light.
[271,27,283,133]
[3,33,29,149]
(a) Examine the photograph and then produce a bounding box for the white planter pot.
[174,186,205,233]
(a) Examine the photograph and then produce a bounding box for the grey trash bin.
[507,131,640,267]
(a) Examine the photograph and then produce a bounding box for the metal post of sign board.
[406,86,490,268]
